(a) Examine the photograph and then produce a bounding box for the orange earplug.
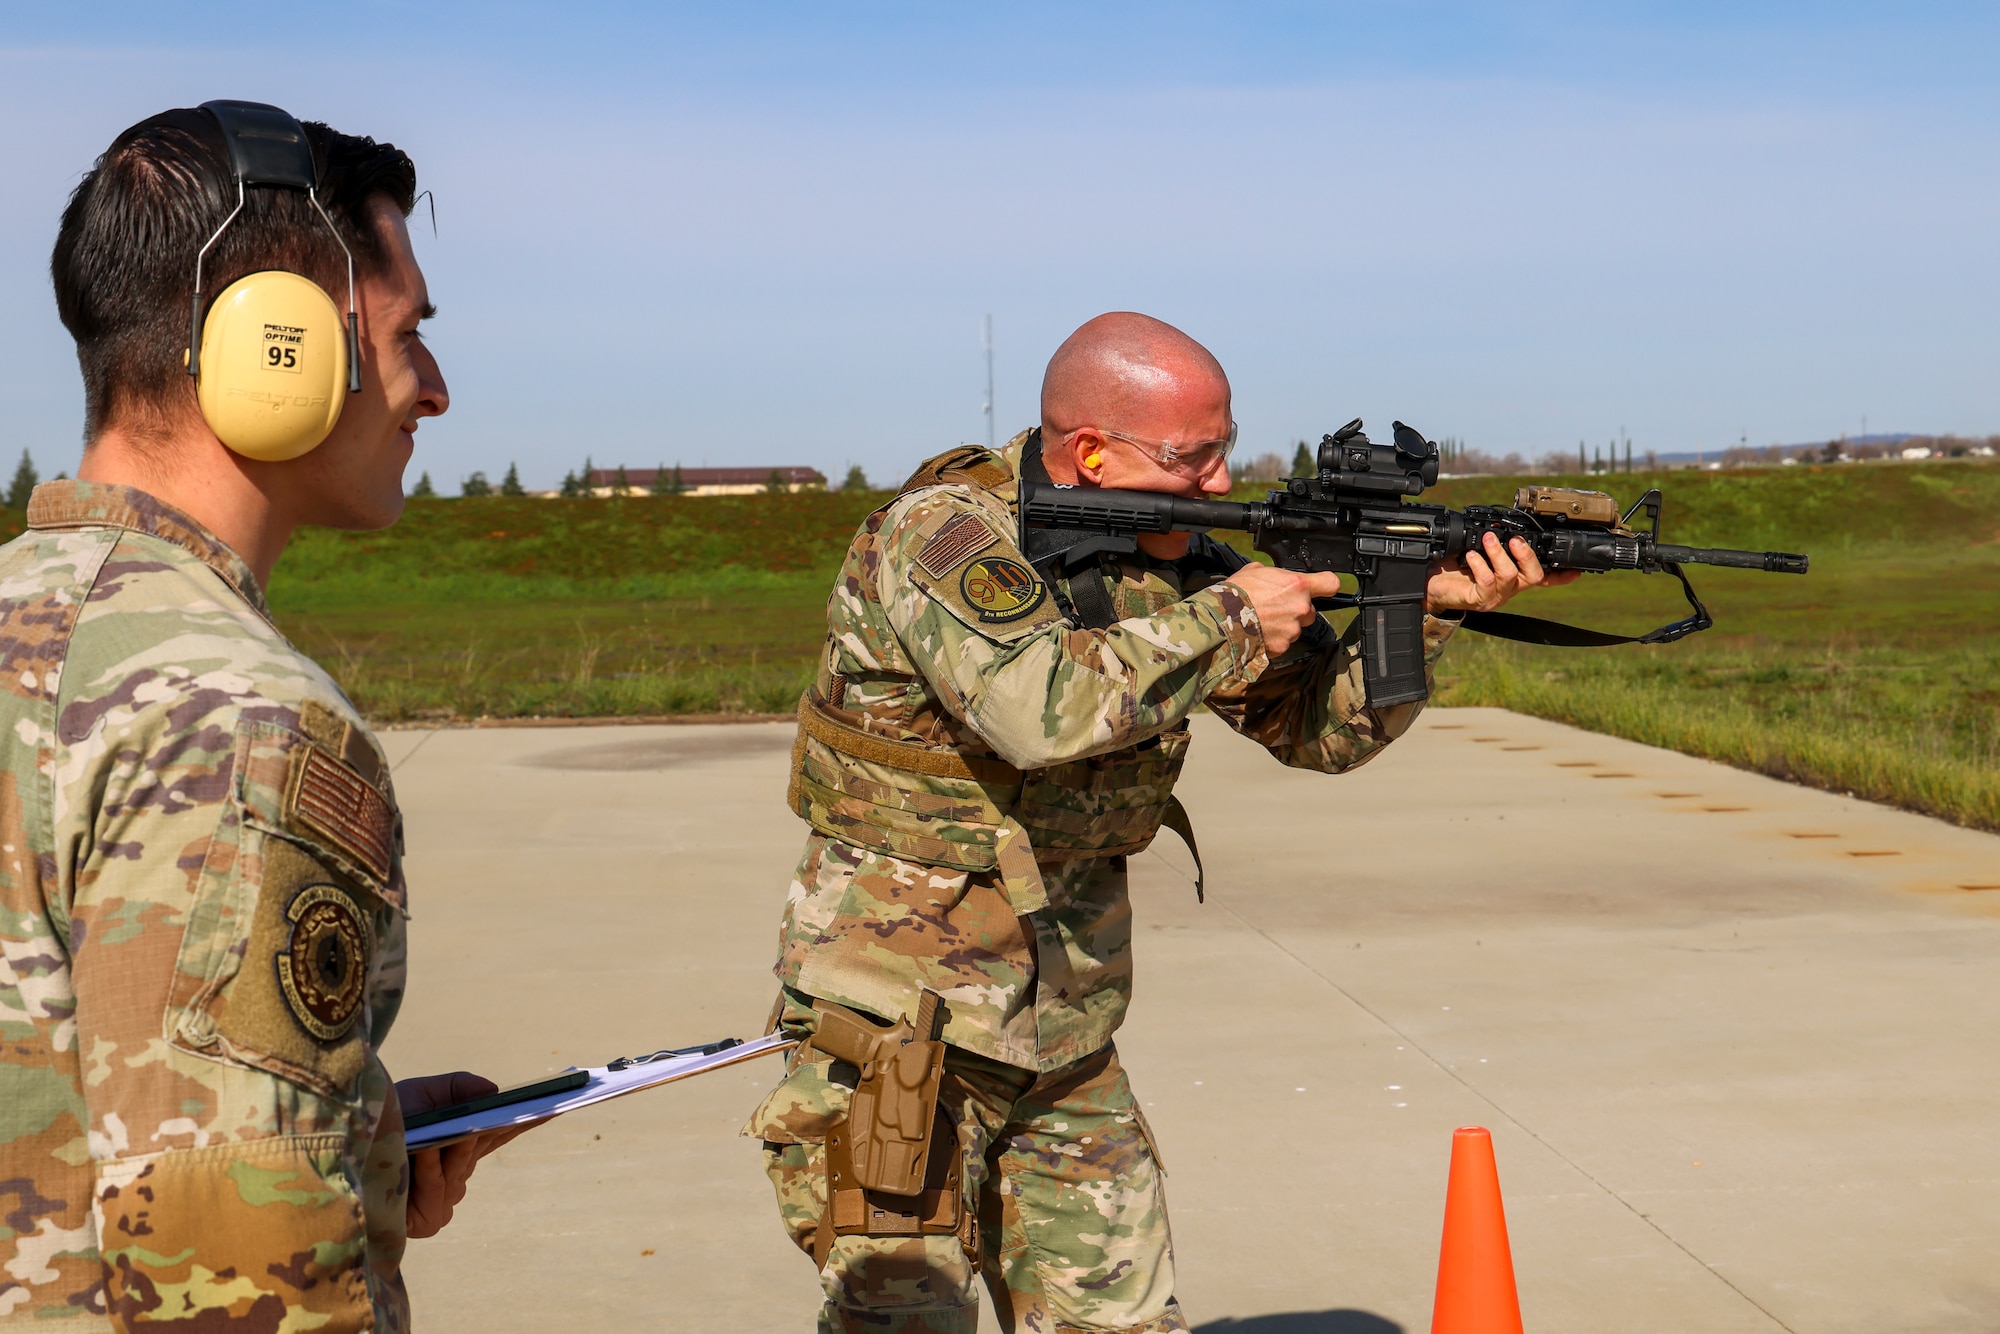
[1083,453,1103,469]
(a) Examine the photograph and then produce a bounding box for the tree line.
[406,460,883,498]
[1721,433,2000,466]
[1224,436,1520,482]
[4,449,881,508]
[407,463,529,498]
[1239,436,1729,479]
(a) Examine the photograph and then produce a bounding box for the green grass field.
[1420,463,2000,831]
[6,462,1993,830]
[264,491,859,718]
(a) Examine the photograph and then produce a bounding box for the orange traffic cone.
[1430,1126,1524,1334]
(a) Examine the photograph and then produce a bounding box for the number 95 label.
[262,323,306,375]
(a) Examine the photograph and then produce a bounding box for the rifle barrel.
[1655,544,1809,574]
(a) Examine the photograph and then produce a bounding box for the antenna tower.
[982,314,995,450]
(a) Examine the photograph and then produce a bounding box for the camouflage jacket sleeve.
[1201,605,1460,773]
[3,517,412,1331]
[875,486,1270,769]
[71,695,410,1332]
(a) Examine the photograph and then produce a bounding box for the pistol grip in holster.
[809,992,948,1196]
[810,991,975,1269]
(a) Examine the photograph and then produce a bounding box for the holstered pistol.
[812,990,949,1197]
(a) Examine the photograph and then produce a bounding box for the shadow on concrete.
[1195,1313,1404,1334]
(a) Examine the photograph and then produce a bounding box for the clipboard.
[401,1033,797,1150]
[404,1070,589,1131]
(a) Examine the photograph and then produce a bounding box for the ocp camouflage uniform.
[0,482,413,1331]
[746,433,1457,1333]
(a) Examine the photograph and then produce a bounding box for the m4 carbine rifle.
[1020,419,1810,708]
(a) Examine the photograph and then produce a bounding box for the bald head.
[1040,312,1230,440]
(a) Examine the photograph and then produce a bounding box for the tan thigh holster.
[809,992,978,1270]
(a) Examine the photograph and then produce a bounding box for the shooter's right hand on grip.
[1225,564,1345,656]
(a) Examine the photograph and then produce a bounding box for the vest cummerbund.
[788,692,1189,892]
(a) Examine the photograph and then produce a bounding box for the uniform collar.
[1000,428,1036,480]
[26,479,269,616]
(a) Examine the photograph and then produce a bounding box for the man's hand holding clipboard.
[394,1072,553,1238]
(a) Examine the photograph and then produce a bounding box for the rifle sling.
[1064,561,1120,630]
[1459,562,1714,648]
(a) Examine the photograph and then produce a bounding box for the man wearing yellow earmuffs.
[0,103,516,1331]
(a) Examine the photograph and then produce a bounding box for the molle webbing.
[788,692,1192,906]
[897,445,1017,498]
[794,691,1024,787]
[789,692,1025,877]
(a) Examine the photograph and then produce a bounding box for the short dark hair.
[51,107,417,441]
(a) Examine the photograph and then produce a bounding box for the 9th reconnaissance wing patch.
[276,882,370,1041]
[899,500,1062,639]
[915,512,999,578]
[958,556,1045,622]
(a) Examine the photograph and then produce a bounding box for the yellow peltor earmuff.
[194,271,348,460]
[187,101,361,461]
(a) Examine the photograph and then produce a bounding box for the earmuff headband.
[187,100,361,394]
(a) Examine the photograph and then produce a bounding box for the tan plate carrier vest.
[785,446,1202,914]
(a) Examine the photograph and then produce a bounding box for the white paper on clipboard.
[402,1033,797,1150]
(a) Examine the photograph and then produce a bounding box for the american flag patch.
[290,746,395,884]
[914,513,1000,578]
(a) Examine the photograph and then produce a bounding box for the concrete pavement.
[379,709,2000,1332]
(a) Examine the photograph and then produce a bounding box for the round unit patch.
[277,883,369,1042]
[959,556,1046,623]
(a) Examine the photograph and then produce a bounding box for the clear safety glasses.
[1073,421,1239,474]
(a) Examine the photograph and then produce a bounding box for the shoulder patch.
[915,512,1000,578]
[196,836,377,1094]
[959,556,1048,623]
[886,490,1063,641]
[287,745,395,883]
[277,883,370,1041]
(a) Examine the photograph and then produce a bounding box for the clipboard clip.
[606,1037,743,1071]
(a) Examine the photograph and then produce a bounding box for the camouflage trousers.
[746,990,1186,1334]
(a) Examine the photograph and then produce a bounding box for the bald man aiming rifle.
[746,312,1572,1333]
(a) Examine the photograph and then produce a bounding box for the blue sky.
[2,2,1995,489]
